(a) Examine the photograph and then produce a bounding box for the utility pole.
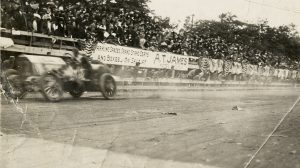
[190,14,195,55]
[191,14,195,29]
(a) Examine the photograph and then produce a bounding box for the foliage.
[181,12,300,68]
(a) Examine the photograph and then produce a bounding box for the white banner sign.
[91,43,189,71]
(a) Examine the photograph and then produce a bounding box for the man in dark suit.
[13,6,28,31]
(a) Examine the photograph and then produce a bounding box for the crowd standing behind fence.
[109,60,300,83]
[1,0,300,83]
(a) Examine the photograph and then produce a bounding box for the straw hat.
[33,13,41,19]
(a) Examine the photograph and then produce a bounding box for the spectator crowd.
[1,0,165,47]
[108,58,300,84]
[1,0,300,80]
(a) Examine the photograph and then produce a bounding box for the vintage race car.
[3,54,117,102]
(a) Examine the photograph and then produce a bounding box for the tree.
[179,12,300,68]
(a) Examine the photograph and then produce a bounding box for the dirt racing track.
[1,88,300,168]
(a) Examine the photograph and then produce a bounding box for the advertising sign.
[91,43,189,71]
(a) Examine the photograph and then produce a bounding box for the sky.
[148,0,300,32]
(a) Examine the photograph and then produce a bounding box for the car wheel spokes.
[43,76,62,99]
[105,79,115,97]
[100,73,116,99]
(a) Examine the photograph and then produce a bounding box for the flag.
[79,39,97,57]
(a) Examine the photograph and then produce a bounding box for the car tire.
[100,73,116,100]
[69,82,84,98]
[5,74,27,99]
[40,74,63,102]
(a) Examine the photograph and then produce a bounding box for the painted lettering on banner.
[91,43,189,70]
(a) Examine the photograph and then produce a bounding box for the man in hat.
[79,51,93,80]
[165,65,175,78]
[65,16,75,38]
[139,33,146,49]
[13,5,28,31]
[41,9,52,34]
[132,62,141,85]
[105,32,119,44]
[70,49,93,80]
[55,17,65,36]
[32,13,41,32]
[160,41,168,52]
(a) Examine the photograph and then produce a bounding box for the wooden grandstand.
[0,28,82,58]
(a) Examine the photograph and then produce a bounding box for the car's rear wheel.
[100,73,116,99]
[5,74,27,99]
[40,74,63,102]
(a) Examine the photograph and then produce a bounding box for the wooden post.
[29,31,33,46]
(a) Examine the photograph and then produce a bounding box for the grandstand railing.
[0,28,81,51]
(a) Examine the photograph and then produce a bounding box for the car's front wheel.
[100,73,117,99]
[40,74,63,102]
